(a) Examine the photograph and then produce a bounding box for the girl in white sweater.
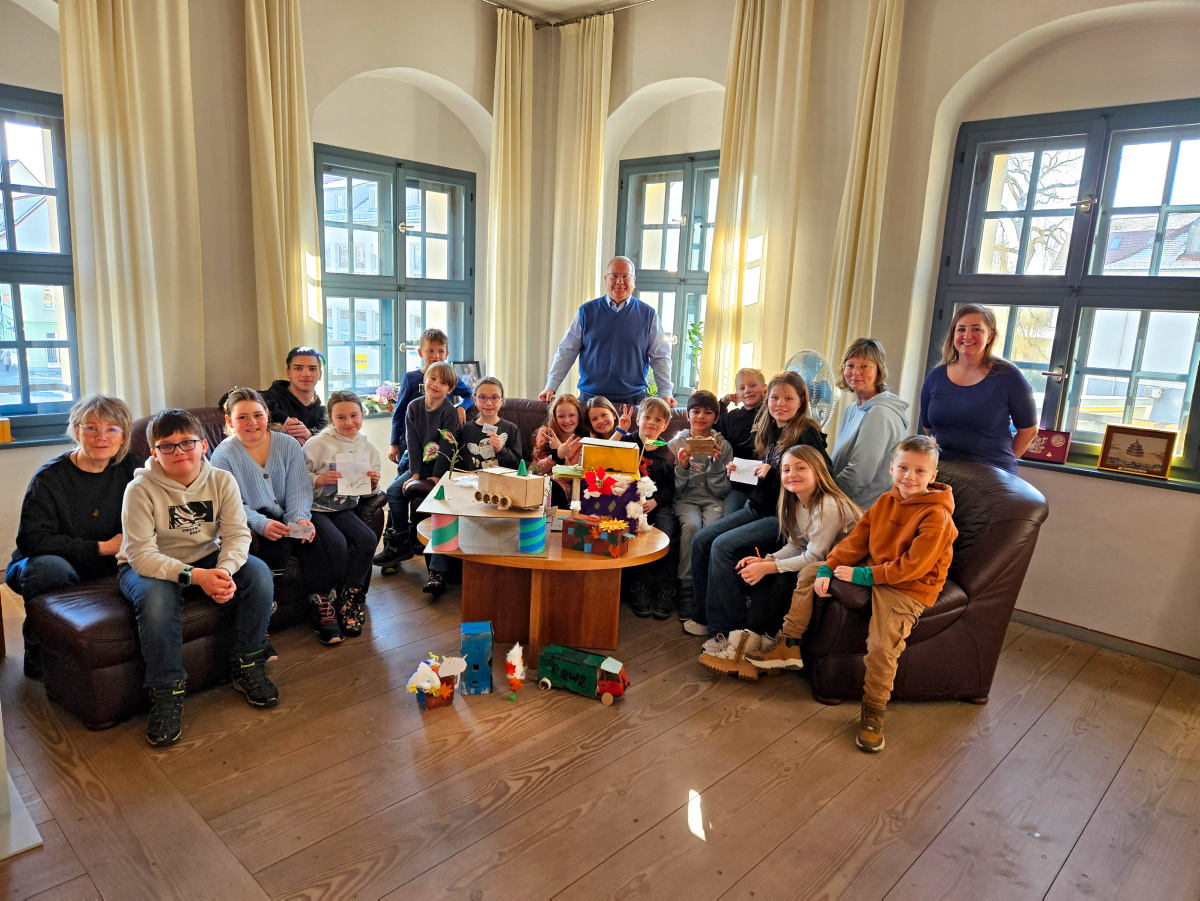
[700,445,860,678]
[303,390,381,641]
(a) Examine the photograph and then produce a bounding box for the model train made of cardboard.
[536,644,630,705]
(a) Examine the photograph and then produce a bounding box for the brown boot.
[856,703,886,752]
[698,630,762,681]
[745,631,803,674]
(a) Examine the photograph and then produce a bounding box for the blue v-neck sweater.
[576,297,658,400]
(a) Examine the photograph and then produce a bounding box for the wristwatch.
[177,565,193,586]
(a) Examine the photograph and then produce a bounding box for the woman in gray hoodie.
[831,339,909,510]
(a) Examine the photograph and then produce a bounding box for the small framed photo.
[452,361,481,392]
[1022,428,1072,463]
[1097,424,1176,479]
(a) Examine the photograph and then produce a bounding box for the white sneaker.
[682,619,709,636]
[711,630,761,661]
[701,633,728,655]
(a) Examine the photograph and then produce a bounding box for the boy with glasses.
[118,409,278,748]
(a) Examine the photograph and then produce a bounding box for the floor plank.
[721,628,1097,900]
[564,622,1075,899]
[0,819,86,900]
[27,874,103,901]
[887,649,1173,899]
[217,627,708,872]
[394,672,812,896]
[1046,670,1200,901]
[253,650,745,897]
[0,662,266,900]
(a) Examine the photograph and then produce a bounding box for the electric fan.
[785,348,838,427]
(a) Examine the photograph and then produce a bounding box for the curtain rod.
[480,0,657,30]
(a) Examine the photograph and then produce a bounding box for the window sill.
[1018,457,1200,495]
[0,436,71,451]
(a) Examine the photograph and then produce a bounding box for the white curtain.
[701,0,814,393]
[822,0,905,364]
[60,0,206,416]
[545,13,613,395]
[245,0,323,387]
[486,8,533,397]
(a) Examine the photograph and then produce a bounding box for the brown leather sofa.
[801,459,1049,704]
[22,408,386,729]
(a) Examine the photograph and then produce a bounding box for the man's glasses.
[154,439,201,454]
[605,274,633,282]
[82,425,123,438]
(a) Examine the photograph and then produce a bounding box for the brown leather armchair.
[22,408,387,729]
[801,460,1049,704]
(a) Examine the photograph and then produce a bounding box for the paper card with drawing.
[334,451,372,496]
[287,521,316,541]
[729,457,762,485]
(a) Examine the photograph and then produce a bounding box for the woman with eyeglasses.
[830,339,910,509]
[7,394,142,623]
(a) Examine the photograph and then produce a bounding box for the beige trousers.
[780,560,926,709]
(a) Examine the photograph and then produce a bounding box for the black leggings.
[311,510,377,591]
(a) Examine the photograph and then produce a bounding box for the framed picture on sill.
[452,361,481,392]
[1097,424,1176,479]
[1022,428,1071,463]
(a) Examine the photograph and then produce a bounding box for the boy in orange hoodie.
[749,434,957,753]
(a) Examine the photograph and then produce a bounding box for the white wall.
[0,0,61,93]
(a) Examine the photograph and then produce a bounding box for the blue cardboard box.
[460,621,493,695]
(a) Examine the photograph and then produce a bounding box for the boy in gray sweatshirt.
[667,390,733,620]
[118,409,277,748]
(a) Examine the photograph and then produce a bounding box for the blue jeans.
[691,508,783,633]
[385,469,411,533]
[723,488,750,517]
[6,554,84,598]
[118,552,274,688]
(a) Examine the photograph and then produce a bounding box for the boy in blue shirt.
[375,328,474,570]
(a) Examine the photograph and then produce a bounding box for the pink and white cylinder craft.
[429,513,460,551]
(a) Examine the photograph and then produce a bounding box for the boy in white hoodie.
[118,409,278,748]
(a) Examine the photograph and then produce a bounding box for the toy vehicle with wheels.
[536,644,630,705]
[474,467,546,510]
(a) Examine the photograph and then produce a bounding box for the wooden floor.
[0,572,1197,901]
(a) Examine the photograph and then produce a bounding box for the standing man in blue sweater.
[538,256,677,408]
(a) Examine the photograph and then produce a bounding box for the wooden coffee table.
[416,517,668,664]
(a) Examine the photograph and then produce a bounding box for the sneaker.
[309,591,343,645]
[651,586,675,620]
[857,703,886,752]
[231,649,279,707]
[423,571,447,599]
[682,619,709,637]
[264,639,279,663]
[629,583,652,618]
[698,630,762,680]
[746,632,803,673]
[146,679,185,747]
[676,586,695,622]
[373,529,414,568]
[338,586,366,636]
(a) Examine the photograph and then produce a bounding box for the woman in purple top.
[920,304,1039,474]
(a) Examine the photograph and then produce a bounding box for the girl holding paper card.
[304,390,382,641]
[684,370,832,641]
[213,387,343,645]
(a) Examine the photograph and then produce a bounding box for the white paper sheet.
[729,457,762,485]
[334,451,372,496]
[287,521,315,541]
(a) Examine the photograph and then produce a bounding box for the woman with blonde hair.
[831,338,909,508]
[7,394,141,617]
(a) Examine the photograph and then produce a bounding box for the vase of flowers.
[364,381,399,414]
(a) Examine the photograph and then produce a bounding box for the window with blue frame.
[931,98,1200,474]
[0,84,79,434]
[316,145,474,396]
